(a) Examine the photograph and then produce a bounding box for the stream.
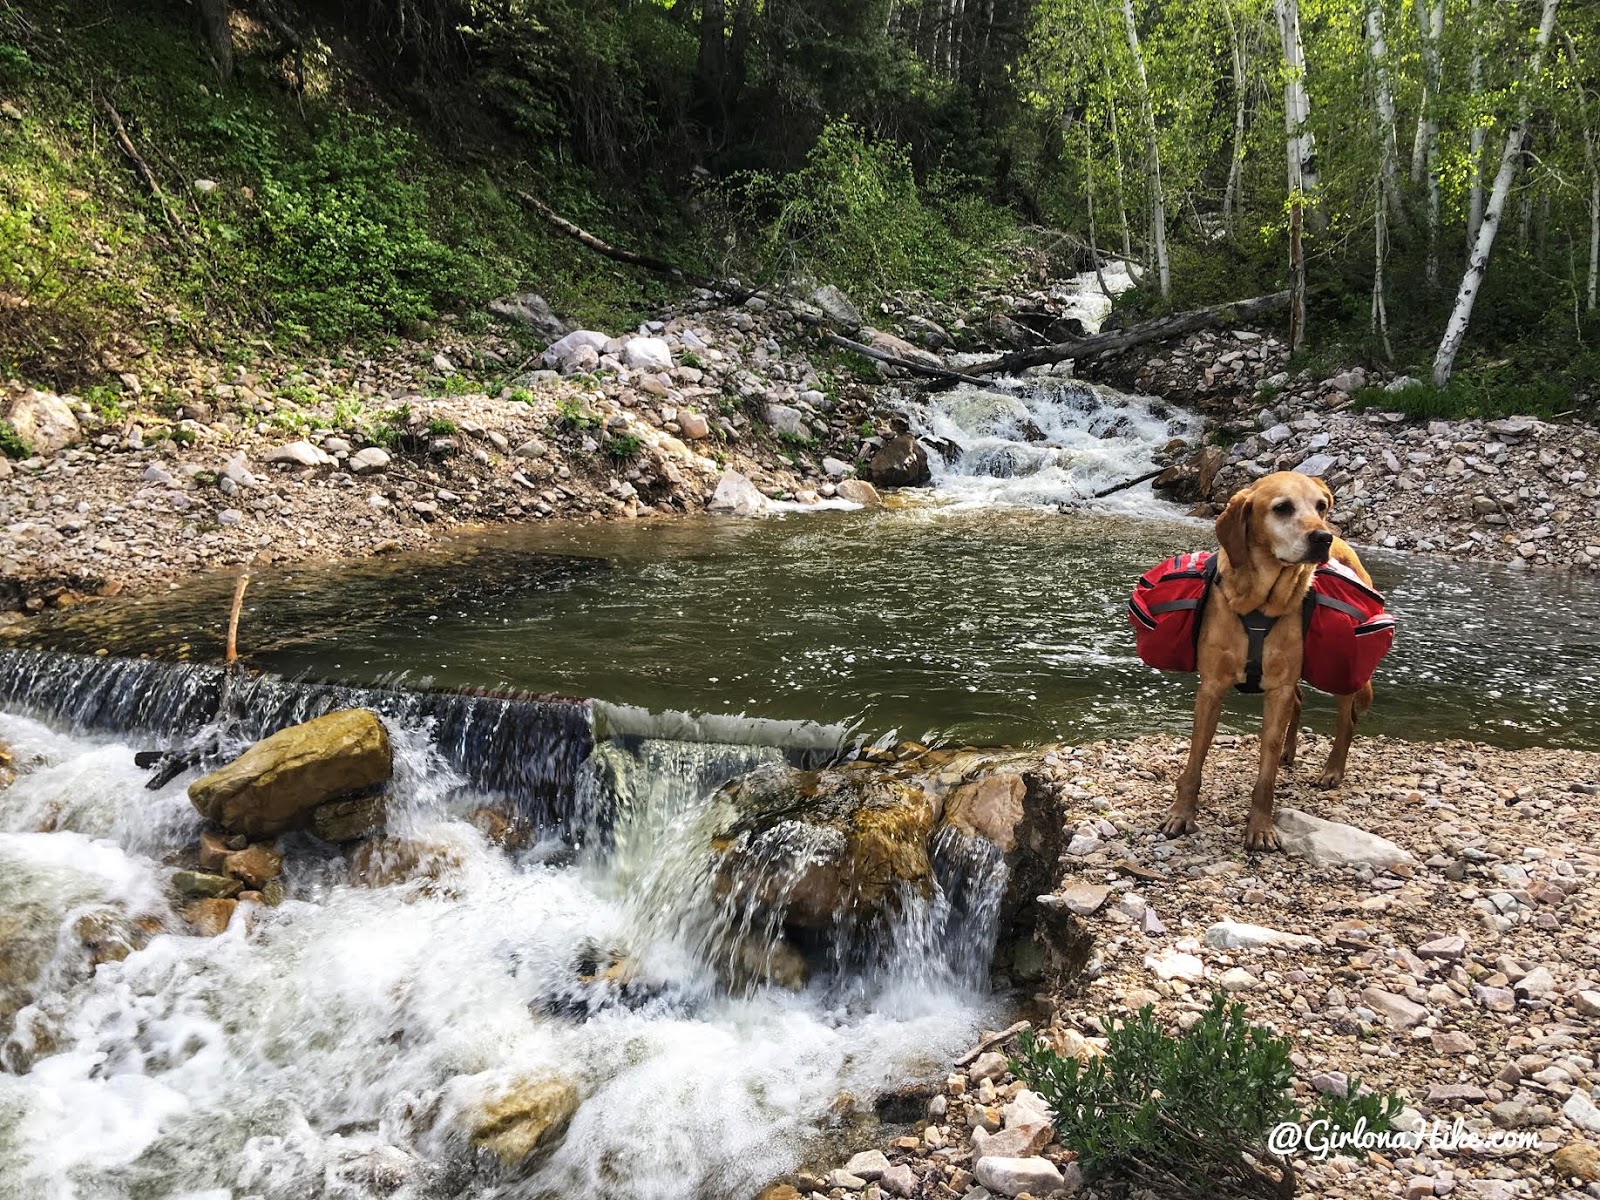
[2,364,1597,1200]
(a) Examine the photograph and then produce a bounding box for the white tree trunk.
[1433,0,1561,387]
[1373,177,1394,358]
[1122,0,1170,298]
[1105,83,1135,264]
[1221,0,1249,232]
[1414,0,1443,283]
[1274,0,1314,346]
[1467,0,1486,246]
[1365,0,1402,221]
[1589,167,1599,314]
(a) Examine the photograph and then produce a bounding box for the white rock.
[765,403,807,438]
[1361,986,1429,1029]
[1563,1090,1600,1134]
[622,337,673,372]
[844,1149,889,1180]
[541,330,611,369]
[812,284,863,331]
[974,1155,1064,1198]
[349,447,391,475]
[678,411,710,440]
[1145,950,1205,982]
[5,388,80,455]
[192,178,218,193]
[1206,920,1320,951]
[822,456,853,478]
[969,1051,1009,1083]
[1275,808,1414,868]
[1295,453,1337,477]
[707,468,770,517]
[432,353,456,374]
[222,453,256,489]
[1572,989,1600,1017]
[265,440,334,468]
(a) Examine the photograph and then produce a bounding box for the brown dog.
[1159,471,1376,850]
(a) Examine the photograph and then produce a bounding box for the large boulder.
[711,762,941,930]
[5,388,80,455]
[487,293,569,340]
[188,709,392,837]
[865,434,931,488]
[541,330,611,370]
[707,468,770,517]
[811,284,864,332]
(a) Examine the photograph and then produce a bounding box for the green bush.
[606,430,643,461]
[1012,994,1403,1198]
[251,116,463,341]
[735,120,1015,301]
[0,419,29,458]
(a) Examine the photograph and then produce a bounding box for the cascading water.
[0,651,1009,1200]
[907,376,1202,509]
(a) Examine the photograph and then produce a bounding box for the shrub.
[1011,994,1403,1198]
[1351,375,1570,423]
[735,120,1014,301]
[606,430,643,461]
[0,419,29,458]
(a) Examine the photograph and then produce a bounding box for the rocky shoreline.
[792,732,1600,1200]
[8,280,1600,620]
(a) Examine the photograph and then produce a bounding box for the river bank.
[7,279,1600,619]
[798,731,1600,1200]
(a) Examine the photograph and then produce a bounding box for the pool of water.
[15,503,1600,750]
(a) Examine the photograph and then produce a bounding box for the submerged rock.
[462,1072,580,1168]
[188,709,392,837]
[310,794,386,844]
[707,467,771,517]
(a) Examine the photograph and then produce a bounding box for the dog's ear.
[1216,486,1252,568]
[1313,476,1335,508]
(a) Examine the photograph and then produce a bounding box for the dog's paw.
[1314,766,1345,788]
[1244,821,1283,852]
[1158,808,1199,838]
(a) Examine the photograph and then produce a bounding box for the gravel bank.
[797,732,1600,1200]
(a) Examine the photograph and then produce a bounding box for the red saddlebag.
[1128,550,1215,674]
[1303,559,1396,695]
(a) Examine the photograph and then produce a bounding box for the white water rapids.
[0,700,1003,1200]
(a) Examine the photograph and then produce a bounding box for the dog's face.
[1217,471,1336,568]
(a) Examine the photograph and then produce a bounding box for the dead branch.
[516,191,758,302]
[954,1020,1033,1067]
[101,99,185,237]
[953,290,1293,381]
[825,333,1000,389]
[1090,467,1166,498]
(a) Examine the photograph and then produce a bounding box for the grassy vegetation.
[0,418,29,458]
[0,1,678,387]
[1352,374,1577,422]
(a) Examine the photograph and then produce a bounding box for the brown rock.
[184,898,238,936]
[865,433,930,488]
[189,709,391,837]
[469,806,528,849]
[171,870,242,899]
[310,794,385,843]
[754,1186,802,1200]
[1554,1141,1600,1182]
[469,1074,580,1167]
[943,772,1027,851]
[348,837,463,891]
[835,479,882,507]
[198,829,231,873]
[223,844,283,888]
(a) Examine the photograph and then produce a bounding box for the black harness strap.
[1200,554,1322,695]
[1235,610,1277,694]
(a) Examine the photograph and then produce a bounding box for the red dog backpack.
[1128,550,1396,694]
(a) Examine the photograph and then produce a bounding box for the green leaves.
[1012,993,1404,1199]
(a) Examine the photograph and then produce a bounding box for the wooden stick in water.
[225,569,249,665]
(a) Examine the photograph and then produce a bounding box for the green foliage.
[1352,375,1571,423]
[0,419,29,458]
[425,416,458,435]
[82,385,126,424]
[507,387,536,405]
[554,396,600,431]
[735,121,1017,302]
[606,431,643,461]
[1012,994,1403,1197]
[363,403,413,448]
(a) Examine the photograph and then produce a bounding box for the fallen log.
[516,191,758,303]
[825,333,1000,389]
[102,99,185,237]
[1090,467,1166,499]
[953,290,1293,381]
